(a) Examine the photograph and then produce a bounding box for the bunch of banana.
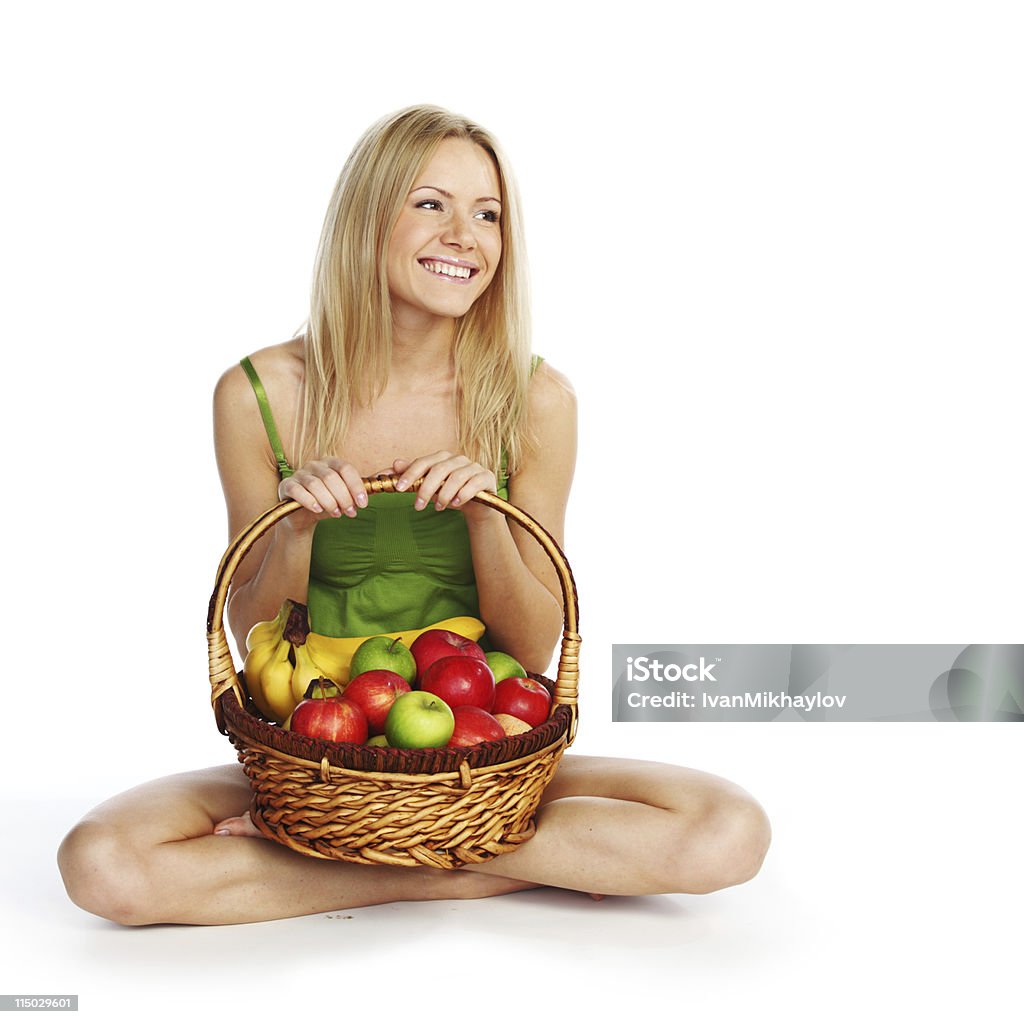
[242,600,339,724]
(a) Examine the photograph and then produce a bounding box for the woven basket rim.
[237,730,570,785]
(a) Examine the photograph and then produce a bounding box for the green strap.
[239,356,294,479]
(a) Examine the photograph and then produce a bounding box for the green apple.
[350,635,417,684]
[366,734,390,747]
[485,650,527,683]
[384,691,455,749]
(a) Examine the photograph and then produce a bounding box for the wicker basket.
[206,475,580,869]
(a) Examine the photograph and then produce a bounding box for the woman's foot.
[210,811,604,900]
[212,811,265,838]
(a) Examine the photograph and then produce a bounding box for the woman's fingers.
[436,464,495,510]
[281,470,349,517]
[393,451,449,495]
[325,458,369,510]
[278,452,496,519]
[279,459,367,519]
[394,452,496,511]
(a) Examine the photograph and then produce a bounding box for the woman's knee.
[655,785,771,895]
[57,820,156,927]
[680,788,772,894]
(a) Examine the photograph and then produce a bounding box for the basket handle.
[207,475,581,742]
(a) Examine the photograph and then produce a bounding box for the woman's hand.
[391,452,499,521]
[278,457,369,533]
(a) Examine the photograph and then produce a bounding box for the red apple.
[290,696,368,744]
[448,706,506,747]
[420,655,495,711]
[343,670,412,734]
[492,676,552,728]
[410,629,486,682]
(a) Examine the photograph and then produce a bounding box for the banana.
[304,615,487,686]
[244,599,292,653]
[242,634,282,715]
[241,599,309,718]
[291,642,331,704]
[303,634,357,687]
[240,601,294,715]
[259,637,297,724]
[423,616,487,643]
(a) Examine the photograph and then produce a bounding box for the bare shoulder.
[527,359,577,425]
[213,339,304,486]
[515,360,577,488]
[213,338,305,457]
[508,359,577,566]
[214,338,304,413]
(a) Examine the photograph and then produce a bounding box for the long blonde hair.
[298,105,532,480]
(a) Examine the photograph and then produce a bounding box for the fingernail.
[356,492,368,507]
[312,503,323,513]
[414,497,426,510]
[435,502,445,512]
[331,507,342,518]
[451,497,461,506]
[397,479,409,491]
[214,829,231,836]
[345,506,357,518]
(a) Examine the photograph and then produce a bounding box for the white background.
[1,2,1021,1021]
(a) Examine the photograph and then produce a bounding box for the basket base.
[238,736,566,869]
[248,799,539,869]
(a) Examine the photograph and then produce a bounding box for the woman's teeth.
[420,260,473,279]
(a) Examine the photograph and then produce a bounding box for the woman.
[57,106,770,925]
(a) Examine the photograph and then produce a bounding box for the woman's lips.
[418,258,478,281]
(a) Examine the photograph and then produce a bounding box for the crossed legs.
[57,755,770,926]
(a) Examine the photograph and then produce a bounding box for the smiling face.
[386,137,503,330]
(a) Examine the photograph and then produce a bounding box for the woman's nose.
[441,210,475,249]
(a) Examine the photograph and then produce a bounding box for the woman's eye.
[475,210,500,223]
[416,199,442,211]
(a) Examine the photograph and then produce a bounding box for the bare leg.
[214,755,769,897]
[464,755,771,896]
[59,755,770,926]
[57,765,535,926]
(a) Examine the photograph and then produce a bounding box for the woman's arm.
[474,362,577,671]
[212,361,313,655]
[393,363,577,673]
[213,351,375,655]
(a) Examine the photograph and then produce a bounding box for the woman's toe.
[212,812,265,838]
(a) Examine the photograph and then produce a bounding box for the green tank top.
[239,355,541,639]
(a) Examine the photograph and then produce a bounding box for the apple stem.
[387,636,403,655]
[303,678,329,701]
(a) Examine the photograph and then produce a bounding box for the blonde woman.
[58,106,770,925]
